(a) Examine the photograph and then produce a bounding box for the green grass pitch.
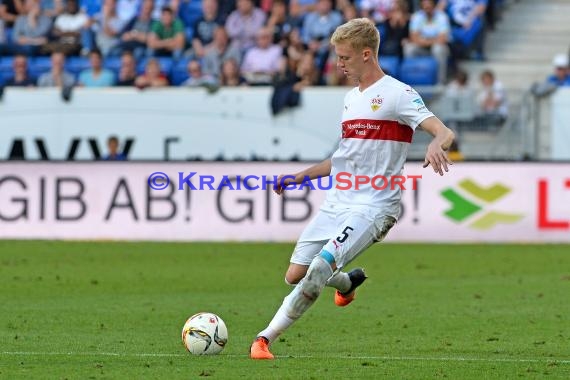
[1,241,569,379]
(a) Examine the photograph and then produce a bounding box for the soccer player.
[250,18,455,360]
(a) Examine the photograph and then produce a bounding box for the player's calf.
[284,263,309,285]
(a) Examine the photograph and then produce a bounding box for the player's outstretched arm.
[274,159,332,195]
[418,116,455,176]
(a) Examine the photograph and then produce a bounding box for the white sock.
[326,271,351,293]
[257,257,332,343]
[257,298,296,343]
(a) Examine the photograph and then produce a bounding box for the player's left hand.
[423,143,453,176]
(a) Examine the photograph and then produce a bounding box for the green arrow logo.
[441,179,524,229]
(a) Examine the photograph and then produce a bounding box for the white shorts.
[290,207,396,269]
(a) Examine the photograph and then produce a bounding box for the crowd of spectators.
[0,0,506,89]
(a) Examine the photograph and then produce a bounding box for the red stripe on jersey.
[342,119,413,143]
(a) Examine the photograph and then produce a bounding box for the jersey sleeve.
[395,86,434,130]
[339,91,351,139]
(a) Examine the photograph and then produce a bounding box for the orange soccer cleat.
[249,336,274,360]
[334,268,367,307]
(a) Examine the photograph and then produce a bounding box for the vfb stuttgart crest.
[370,96,383,111]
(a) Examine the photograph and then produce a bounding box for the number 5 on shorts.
[336,226,354,243]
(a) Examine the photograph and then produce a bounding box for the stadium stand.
[0,0,511,88]
[2,0,568,161]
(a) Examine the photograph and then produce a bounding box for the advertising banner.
[1,162,569,242]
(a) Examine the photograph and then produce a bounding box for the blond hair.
[330,18,380,55]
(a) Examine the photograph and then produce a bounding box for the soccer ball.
[181,312,228,355]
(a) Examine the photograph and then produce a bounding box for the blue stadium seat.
[179,0,203,28]
[104,56,122,73]
[29,57,52,78]
[171,59,190,85]
[379,56,400,79]
[65,56,91,76]
[0,71,12,84]
[5,27,14,45]
[399,57,438,86]
[137,57,174,75]
[0,57,14,71]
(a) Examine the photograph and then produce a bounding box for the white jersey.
[326,75,434,219]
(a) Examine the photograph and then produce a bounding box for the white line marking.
[2,351,569,364]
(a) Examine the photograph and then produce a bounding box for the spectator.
[115,0,140,25]
[322,49,351,86]
[265,0,293,46]
[40,0,63,18]
[181,59,217,87]
[13,0,51,56]
[202,26,242,79]
[240,26,284,86]
[134,58,169,88]
[104,136,127,160]
[438,0,487,29]
[150,0,178,21]
[190,0,223,59]
[341,3,357,23]
[442,68,476,128]
[476,69,508,125]
[78,0,100,54]
[301,0,342,58]
[335,0,353,12]
[546,54,570,87]
[285,28,307,64]
[147,6,185,59]
[118,0,153,59]
[286,0,304,30]
[271,50,323,114]
[0,0,24,26]
[80,0,101,18]
[437,0,487,60]
[44,0,88,56]
[290,0,317,14]
[0,19,5,54]
[5,54,35,86]
[445,68,474,97]
[294,52,323,88]
[216,0,236,23]
[93,0,129,56]
[379,0,410,58]
[220,58,247,87]
[360,0,396,25]
[37,51,75,87]
[404,0,450,84]
[78,49,116,87]
[225,0,266,53]
[115,50,137,85]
